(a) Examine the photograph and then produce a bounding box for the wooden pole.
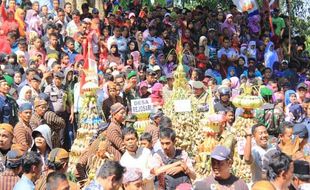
[286,0,291,62]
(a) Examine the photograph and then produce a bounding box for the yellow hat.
[48,148,69,163]
[0,124,14,135]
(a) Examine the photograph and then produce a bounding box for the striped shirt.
[76,133,111,182]
[13,121,33,151]
[106,120,124,161]
[30,111,65,148]
[0,170,20,190]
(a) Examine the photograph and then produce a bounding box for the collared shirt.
[44,84,67,114]
[217,47,238,60]
[13,174,35,190]
[120,147,154,190]
[0,170,20,190]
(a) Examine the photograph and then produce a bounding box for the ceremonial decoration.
[231,83,262,182]
[163,38,203,155]
[68,82,102,174]
[195,87,223,175]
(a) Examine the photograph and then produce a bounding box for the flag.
[232,0,259,15]
[80,34,98,93]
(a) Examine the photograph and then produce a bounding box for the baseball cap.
[208,28,216,32]
[54,71,65,78]
[32,74,42,81]
[153,65,161,72]
[204,69,214,78]
[5,149,24,168]
[211,145,231,161]
[146,69,156,75]
[48,148,69,163]
[192,81,204,89]
[92,8,99,14]
[297,82,308,90]
[293,123,308,139]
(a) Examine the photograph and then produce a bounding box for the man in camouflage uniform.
[255,87,284,137]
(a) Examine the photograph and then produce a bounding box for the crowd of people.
[0,0,309,190]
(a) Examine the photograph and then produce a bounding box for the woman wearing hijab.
[221,14,236,38]
[17,86,33,107]
[14,8,26,37]
[131,51,141,70]
[226,66,237,79]
[15,50,27,71]
[247,41,257,59]
[135,31,143,51]
[141,43,152,64]
[107,43,122,66]
[139,81,151,98]
[230,76,241,99]
[26,9,42,37]
[0,4,18,36]
[264,41,279,69]
[239,45,248,67]
[150,83,164,108]
[199,36,210,58]
[256,40,265,63]
[247,15,261,35]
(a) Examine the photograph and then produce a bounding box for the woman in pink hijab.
[131,51,141,70]
[150,83,164,107]
[230,76,240,99]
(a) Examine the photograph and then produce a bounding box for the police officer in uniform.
[44,71,72,149]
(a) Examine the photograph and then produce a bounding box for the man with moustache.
[194,146,248,190]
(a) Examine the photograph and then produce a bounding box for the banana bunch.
[231,115,257,183]
[232,154,252,182]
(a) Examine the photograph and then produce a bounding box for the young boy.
[63,37,78,64]
[139,132,153,152]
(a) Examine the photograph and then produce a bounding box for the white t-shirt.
[120,147,154,190]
